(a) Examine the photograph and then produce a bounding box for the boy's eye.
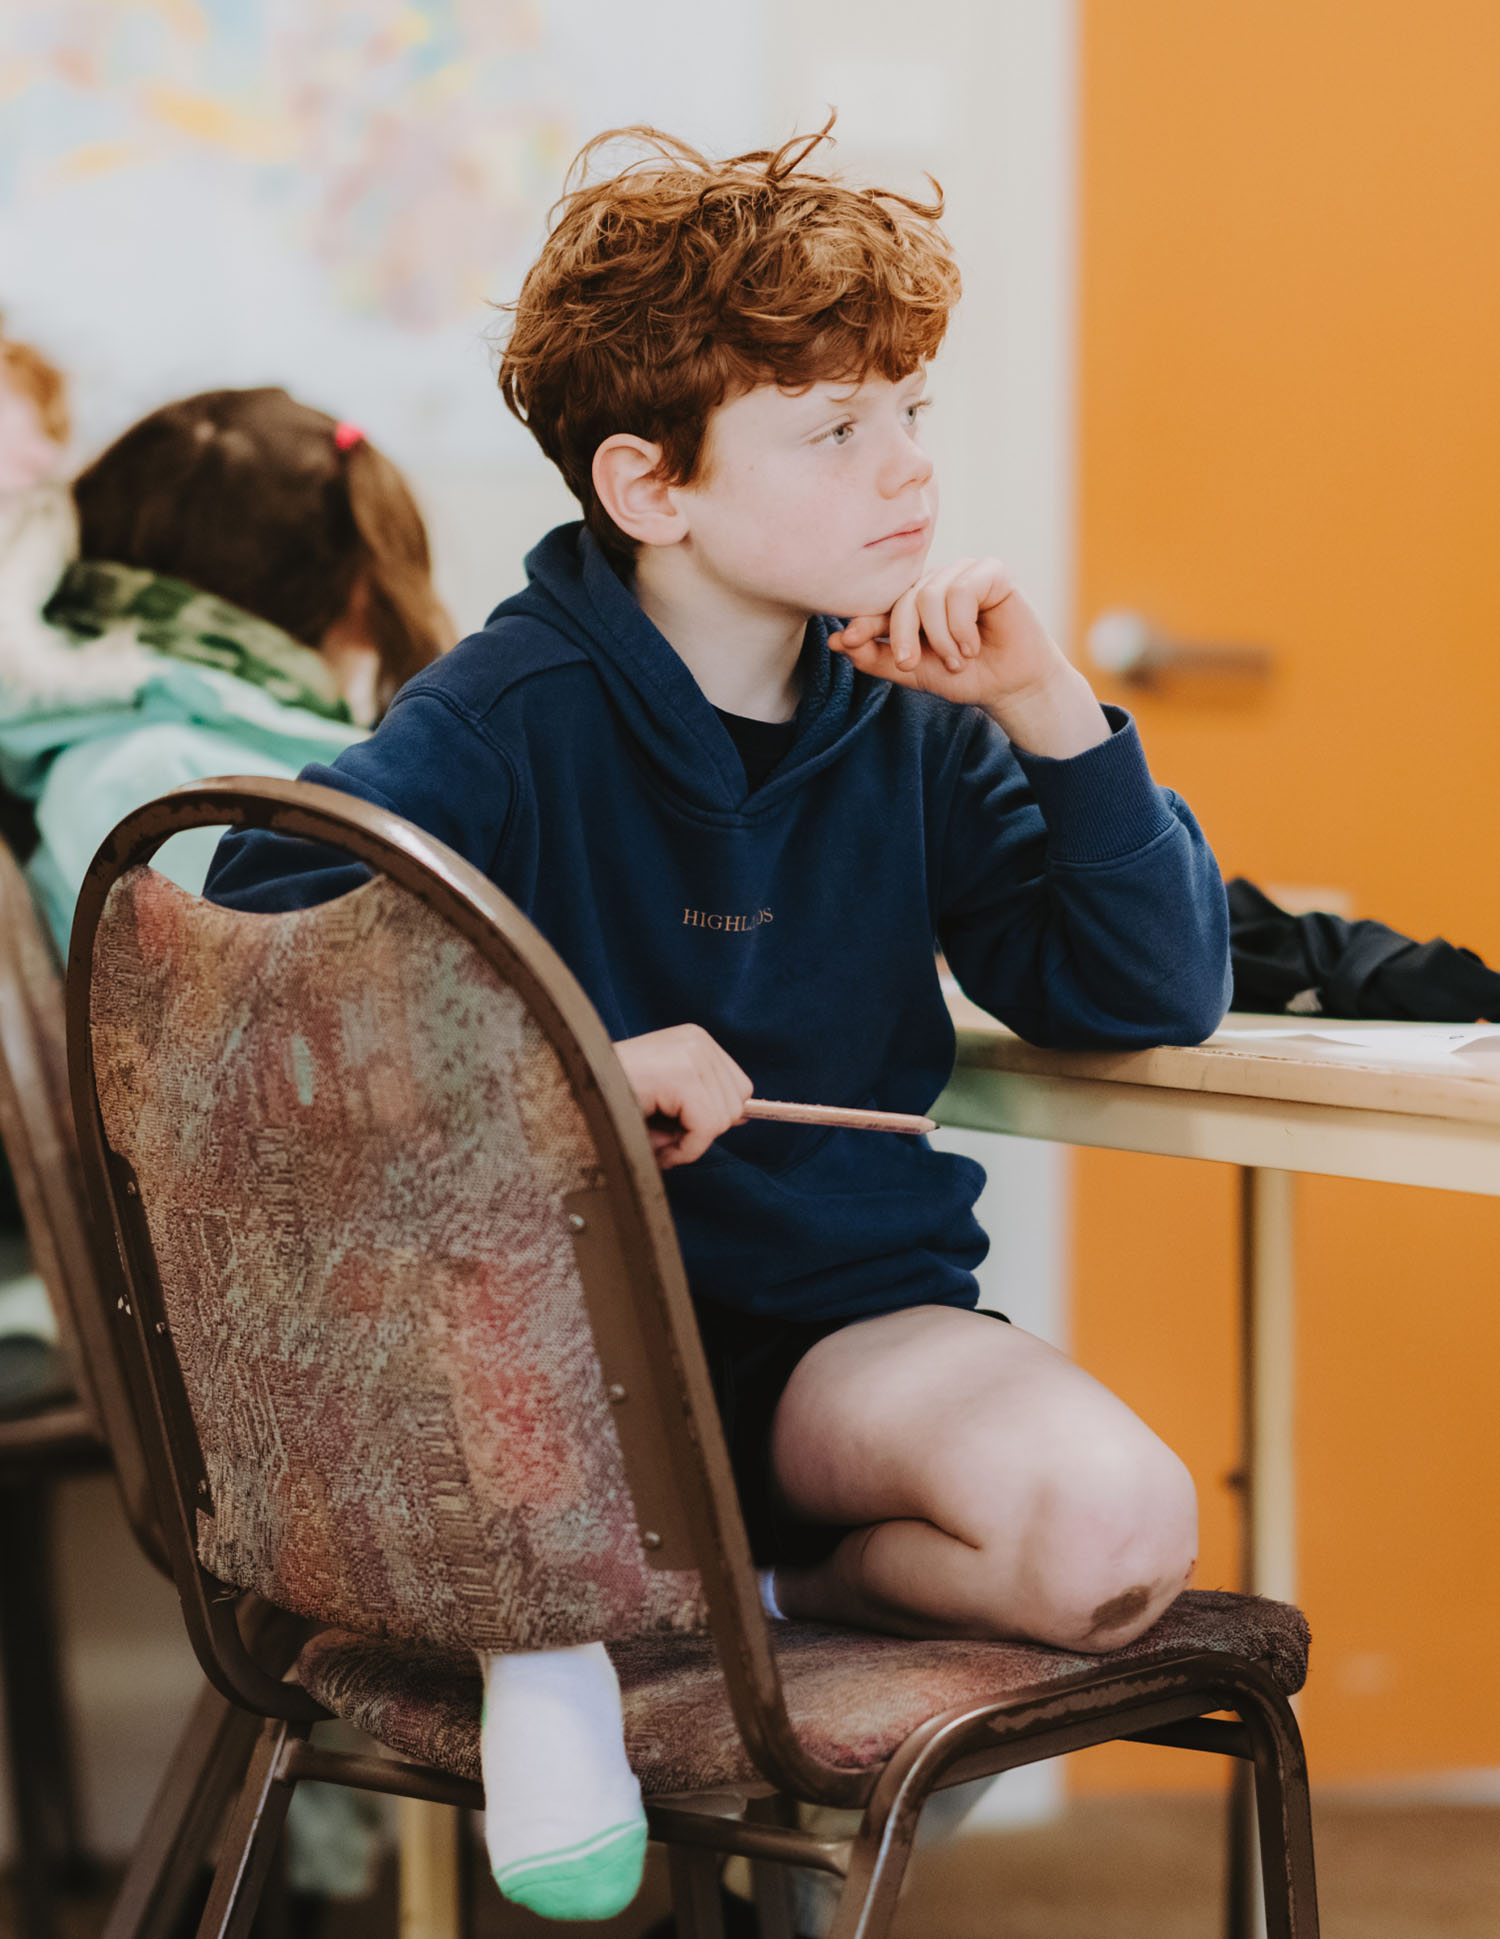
[905,399,933,426]
[825,421,855,445]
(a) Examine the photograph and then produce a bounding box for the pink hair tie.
[334,420,365,451]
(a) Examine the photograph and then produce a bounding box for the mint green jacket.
[0,487,363,951]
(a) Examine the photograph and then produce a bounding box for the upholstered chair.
[68,778,1319,1939]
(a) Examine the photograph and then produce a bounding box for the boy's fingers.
[831,616,899,656]
[914,577,963,673]
[694,1043,748,1116]
[679,1095,738,1163]
[654,1108,703,1166]
[948,575,985,657]
[947,560,988,655]
[833,630,922,686]
[828,637,887,679]
[715,1088,753,1146]
[886,587,923,668]
[651,1061,751,1168]
[966,559,1019,629]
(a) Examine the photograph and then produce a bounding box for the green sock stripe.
[492,1816,645,1887]
[499,1830,647,1922]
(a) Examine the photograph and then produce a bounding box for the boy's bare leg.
[767,1305,1197,1651]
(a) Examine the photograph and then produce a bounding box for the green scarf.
[44,560,354,725]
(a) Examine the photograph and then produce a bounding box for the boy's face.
[671,369,936,620]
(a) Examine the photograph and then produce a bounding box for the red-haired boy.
[211,125,1230,1922]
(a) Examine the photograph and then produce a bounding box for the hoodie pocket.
[707,1108,841,1178]
[662,1114,989,1317]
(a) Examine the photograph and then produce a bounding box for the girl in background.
[0,383,450,951]
[0,377,451,1918]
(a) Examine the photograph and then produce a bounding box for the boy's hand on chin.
[828,557,1110,758]
[829,557,1060,706]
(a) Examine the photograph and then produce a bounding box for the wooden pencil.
[740,1098,935,1134]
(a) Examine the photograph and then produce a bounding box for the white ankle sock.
[758,1566,786,1620]
[477,1642,646,1921]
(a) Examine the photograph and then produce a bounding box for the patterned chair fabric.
[296,1588,1311,1796]
[89,866,707,1652]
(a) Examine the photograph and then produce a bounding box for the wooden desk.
[934,1003,1500,1933]
[933,999,1500,1605]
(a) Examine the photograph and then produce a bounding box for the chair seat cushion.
[295,1587,1308,1796]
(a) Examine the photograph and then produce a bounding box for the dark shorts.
[692,1299,1011,1568]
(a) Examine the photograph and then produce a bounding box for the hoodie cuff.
[1009,705,1178,865]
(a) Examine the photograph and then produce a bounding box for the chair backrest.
[68,779,865,1799]
[0,836,159,1544]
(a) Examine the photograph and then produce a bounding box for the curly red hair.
[495,118,961,564]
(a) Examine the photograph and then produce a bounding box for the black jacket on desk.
[1228,877,1500,1021]
[207,523,1232,1322]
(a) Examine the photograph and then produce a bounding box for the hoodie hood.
[508,522,892,816]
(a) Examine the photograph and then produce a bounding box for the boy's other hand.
[829,558,1109,759]
[613,1023,753,1169]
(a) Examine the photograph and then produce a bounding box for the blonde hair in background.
[0,320,70,447]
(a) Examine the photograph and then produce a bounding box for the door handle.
[1086,609,1273,688]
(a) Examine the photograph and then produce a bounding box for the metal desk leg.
[1242,1167,1298,1603]
[397,1798,463,1939]
[1228,1165,1298,1939]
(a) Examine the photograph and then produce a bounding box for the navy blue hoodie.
[208,523,1231,1322]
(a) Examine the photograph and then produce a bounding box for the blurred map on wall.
[0,0,764,464]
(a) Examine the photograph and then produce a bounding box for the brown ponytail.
[72,388,451,711]
[338,434,452,707]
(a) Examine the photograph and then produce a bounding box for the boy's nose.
[880,431,935,497]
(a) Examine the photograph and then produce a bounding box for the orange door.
[1072,1,1500,1788]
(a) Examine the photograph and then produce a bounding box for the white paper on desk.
[1212,1024,1500,1060]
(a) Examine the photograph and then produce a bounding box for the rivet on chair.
[642,1531,662,1549]
[116,1297,126,1311]
[197,1479,208,1495]
[568,1212,587,1231]
[606,1383,627,1403]
[125,1180,138,1196]
[155,1322,167,1336]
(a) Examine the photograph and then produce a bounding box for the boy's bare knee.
[1048,1438,1198,1649]
[971,1429,1199,1652]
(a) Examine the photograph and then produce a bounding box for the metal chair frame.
[67,777,1320,1939]
[0,835,118,1939]
[0,836,266,1939]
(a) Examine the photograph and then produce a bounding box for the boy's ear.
[592,435,688,547]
